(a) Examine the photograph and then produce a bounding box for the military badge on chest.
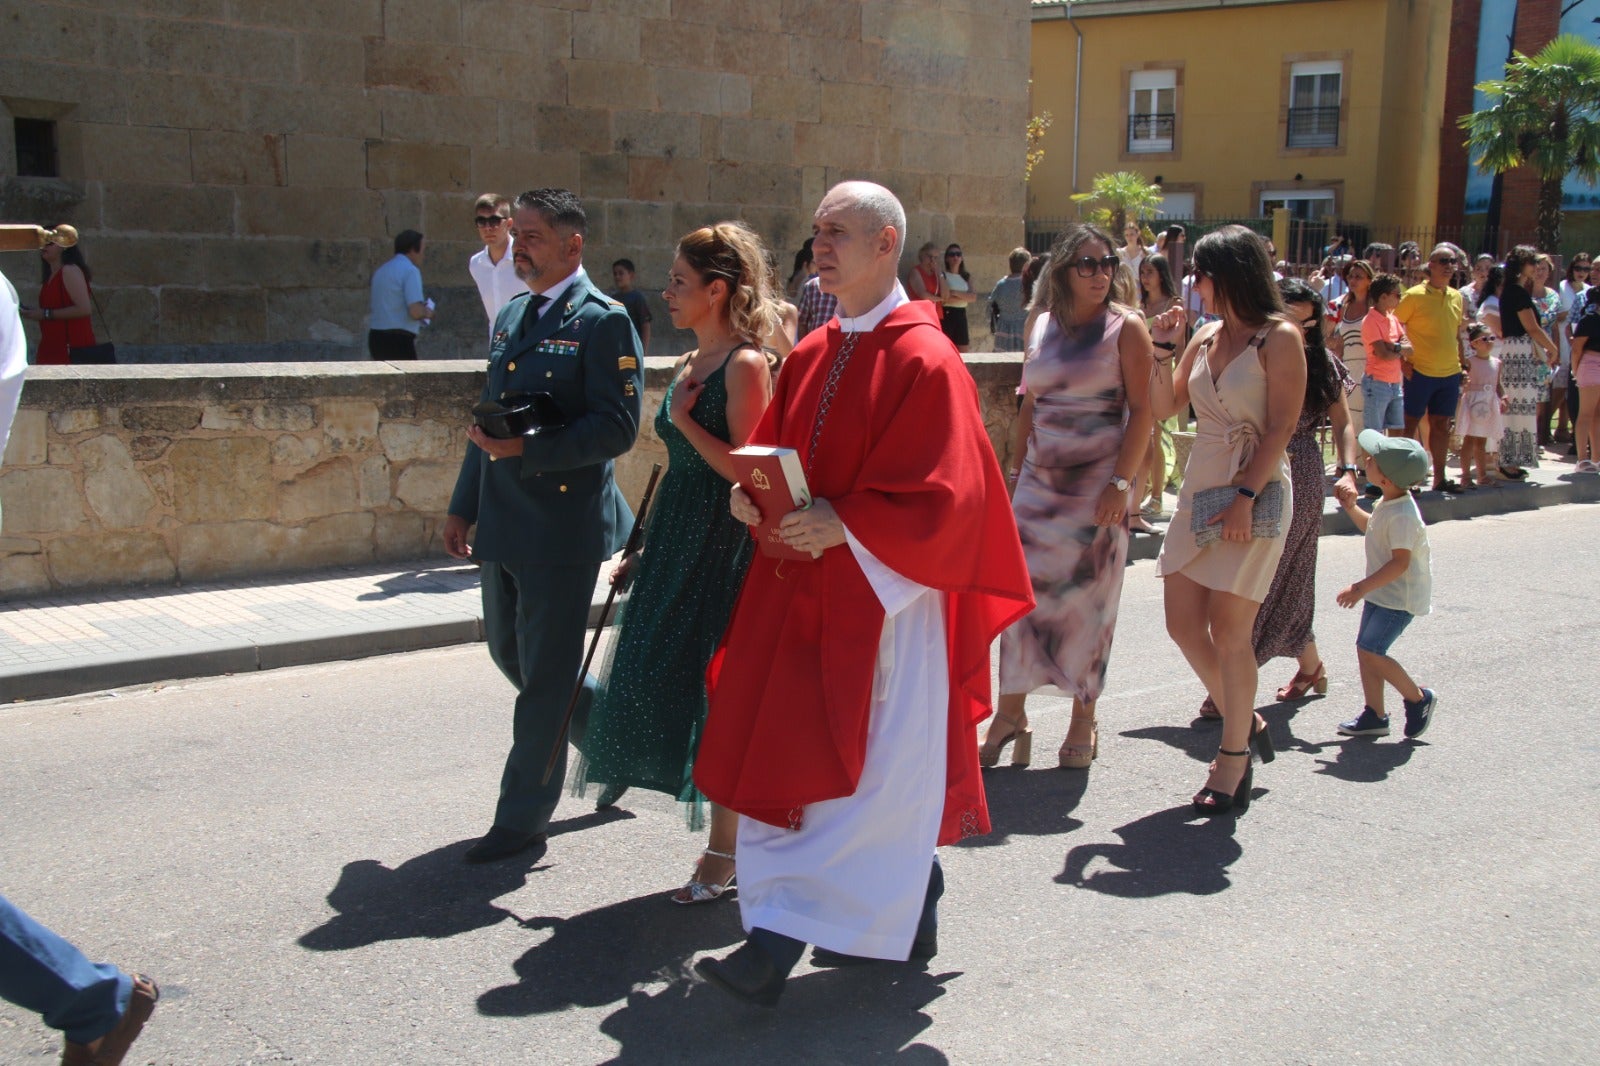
[534,338,582,359]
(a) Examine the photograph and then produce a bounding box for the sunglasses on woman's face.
[1072,255,1121,278]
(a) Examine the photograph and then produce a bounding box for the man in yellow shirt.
[1395,245,1466,492]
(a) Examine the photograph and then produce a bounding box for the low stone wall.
[1,355,1025,599]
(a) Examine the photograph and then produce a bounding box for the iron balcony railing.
[1287,106,1340,148]
[1127,112,1175,151]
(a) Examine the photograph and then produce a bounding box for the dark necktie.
[527,293,549,316]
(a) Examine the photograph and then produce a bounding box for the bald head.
[812,181,906,317]
[823,181,906,259]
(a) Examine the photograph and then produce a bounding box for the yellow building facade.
[1029,0,1451,240]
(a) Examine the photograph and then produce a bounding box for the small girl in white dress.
[1457,322,1507,488]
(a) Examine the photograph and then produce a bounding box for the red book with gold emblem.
[729,445,818,560]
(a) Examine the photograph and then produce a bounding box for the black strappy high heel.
[1192,748,1254,816]
[1251,713,1276,764]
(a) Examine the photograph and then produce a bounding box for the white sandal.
[671,848,736,905]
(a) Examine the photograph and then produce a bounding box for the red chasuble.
[695,300,1034,846]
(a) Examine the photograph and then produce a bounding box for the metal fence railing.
[1286,106,1340,148]
[1126,113,1175,152]
[1024,215,1547,275]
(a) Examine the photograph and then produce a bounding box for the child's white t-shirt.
[1365,494,1431,616]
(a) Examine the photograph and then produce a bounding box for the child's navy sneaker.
[1402,688,1437,739]
[1338,707,1391,736]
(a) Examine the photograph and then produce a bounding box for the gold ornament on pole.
[0,223,79,253]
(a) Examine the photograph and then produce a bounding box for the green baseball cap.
[1358,429,1429,488]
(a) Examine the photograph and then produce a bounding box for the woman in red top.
[21,234,95,365]
[905,241,945,313]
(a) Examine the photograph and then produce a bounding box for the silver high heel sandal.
[671,848,736,905]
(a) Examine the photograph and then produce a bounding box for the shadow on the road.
[1127,702,1312,761]
[595,965,957,1064]
[477,890,744,1016]
[1308,736,1417,782]
[297,839,531,951]
[355,566,479,601]
[955,764,1088,848]
[1056,806,1242,897]
[296,811,634,952]
[549,808,635,837]
[1121,723,1219,763]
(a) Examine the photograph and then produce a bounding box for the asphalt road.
[2,505,1597,1064]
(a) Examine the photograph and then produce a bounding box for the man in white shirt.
[1,270,25,470]
[467,193,521,339]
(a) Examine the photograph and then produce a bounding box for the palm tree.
[1070,171,1163,237]
[1459,34,1600,252]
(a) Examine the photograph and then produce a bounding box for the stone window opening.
[1286,60,1342,149]
[14,117,59,178]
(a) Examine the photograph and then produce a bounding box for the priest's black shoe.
[695,942,787,1007]
[810,934,936,968]
[463,827,547,865]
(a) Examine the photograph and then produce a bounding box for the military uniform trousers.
[480,559,599,834]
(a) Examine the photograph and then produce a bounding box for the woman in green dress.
[574,221,780,904]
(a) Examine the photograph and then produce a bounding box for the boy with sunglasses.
[468,193,520,337]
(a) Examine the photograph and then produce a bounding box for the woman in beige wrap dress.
[1148,225,1305,816]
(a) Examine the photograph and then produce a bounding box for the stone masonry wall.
[0,0,1030,363]
[0,355,1025,599]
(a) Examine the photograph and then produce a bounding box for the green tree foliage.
[1069,172,1164,237]
[1459,34,1600,251]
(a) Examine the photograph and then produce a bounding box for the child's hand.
[1499,395,1509,413]
[1336,582,1363,608]
[1334,482,1358,508]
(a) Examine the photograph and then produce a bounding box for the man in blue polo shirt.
[368,230,431,360]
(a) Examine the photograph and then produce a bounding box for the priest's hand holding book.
[729,483,843,558]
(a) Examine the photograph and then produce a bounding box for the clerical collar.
[837,282,909,333]
[531,266,585,317]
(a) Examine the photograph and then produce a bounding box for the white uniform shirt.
[1,271,26,457]
[468,245,525,337]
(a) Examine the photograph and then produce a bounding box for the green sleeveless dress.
[573,352,757,828]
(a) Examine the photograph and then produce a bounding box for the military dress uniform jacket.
[448,272,643,564]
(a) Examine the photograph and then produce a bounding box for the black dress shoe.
[595,784,628,810]
[810,934,936,968]
[695,942,787,1007]
[463,827,547,865]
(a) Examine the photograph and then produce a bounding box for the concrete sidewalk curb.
[5,477,1594,704]
[2,614,484,703]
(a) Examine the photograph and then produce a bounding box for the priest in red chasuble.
[693,181,1034,1007]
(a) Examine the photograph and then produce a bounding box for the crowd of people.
[1303,237,1599,483]
[2,191,1582,1042]
[429,196,1455,1009]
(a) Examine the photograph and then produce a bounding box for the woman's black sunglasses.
[1072,255,1121,278]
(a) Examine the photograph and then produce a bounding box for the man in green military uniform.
[443,188,643,864]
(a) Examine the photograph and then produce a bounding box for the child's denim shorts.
[1356,601,1412,656]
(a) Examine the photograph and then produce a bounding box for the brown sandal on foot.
[1058,715,1098,769]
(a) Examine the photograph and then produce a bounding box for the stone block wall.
[0,353,1025,599]
[0,0,1031,363]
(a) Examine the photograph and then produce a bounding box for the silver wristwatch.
[1109,475,1131,493]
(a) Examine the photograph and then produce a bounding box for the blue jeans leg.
[0,893,130,1045]
[1362,377,1403,434]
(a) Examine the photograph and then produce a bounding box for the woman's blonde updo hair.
[675,221,782,344]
